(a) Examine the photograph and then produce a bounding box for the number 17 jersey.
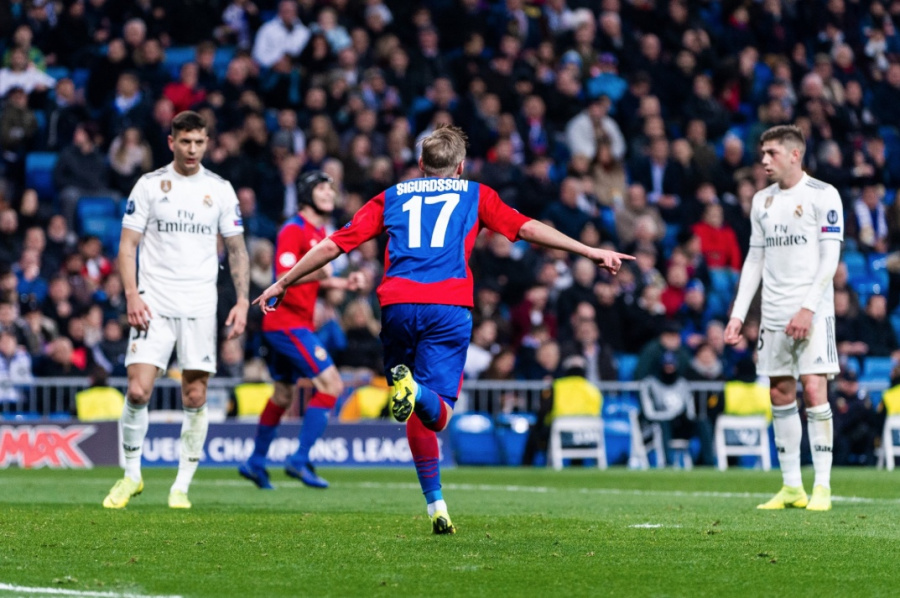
[330,177,531,308]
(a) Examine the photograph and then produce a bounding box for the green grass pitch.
[1,466,898,597]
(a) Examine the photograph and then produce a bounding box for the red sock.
[308,392,337,409]
[259,400,286,426]
[406,413,441,496]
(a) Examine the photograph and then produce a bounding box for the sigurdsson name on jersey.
[765,234,809,247]
[396,179,470,195]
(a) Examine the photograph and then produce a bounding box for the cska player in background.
[238,170,365,490]
[255,125,633,534]
[104,111,250,509]
[725,125,843,512]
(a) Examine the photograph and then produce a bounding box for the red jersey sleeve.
[274,223,307,277]
[330,192,386,253]
[477,185,531,241]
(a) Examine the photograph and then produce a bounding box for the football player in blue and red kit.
[239,170,365,490]
[255,125,633,533]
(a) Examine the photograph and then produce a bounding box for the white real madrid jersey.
[749,173,844,329]
[122,164,244,317]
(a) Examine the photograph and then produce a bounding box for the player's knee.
[182,384,207,408]
[126,381,153,405]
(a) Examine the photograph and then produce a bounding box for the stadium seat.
[79,215,119,238]
[841,250,866,273]
[714,381,772,471]
[164,46,197,78]
[862,356,894,381]
[45,66,71,81]
[77,196,118,227]
[494,412,536,466]
[25,152,58,201]
[448,412,501,465]
[709,268,737,295]
[71,68,91,91]
[548,415,607,470]
[616,353,639,382]
[214,46,236,77]
[627,409,664,469]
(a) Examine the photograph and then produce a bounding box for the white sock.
[121,399,148,483]
[427,499,447,518]
[806,403,833,490]
[772,402,803,488]
[171,405,208,494]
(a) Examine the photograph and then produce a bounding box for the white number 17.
[401,193,460,248]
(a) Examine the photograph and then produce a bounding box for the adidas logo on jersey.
[161,196,169,203]
[815,357,824,364]
[203,356,212,362]
[760,212,769,220]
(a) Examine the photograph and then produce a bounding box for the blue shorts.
[263,328,334,384]
[380,304,472,400]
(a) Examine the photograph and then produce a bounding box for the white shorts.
[124,313,217,374]
[756,315,840,379]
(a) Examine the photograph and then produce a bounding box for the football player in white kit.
[725,125,842,512]
[103,111,250,509]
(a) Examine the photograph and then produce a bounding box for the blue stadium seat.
[214,46,236,77]
[71,68,91,91]
[45,66,70,81]
[80,215,118,237]
[842,250,866,273]
[77,196,118,226]
[164,46,197,78]
[494,412,536,466]
[616,353,639,382]
[862,356,894,381]
[448,413,501,465]
[25,152,58,200]
[709,268,737,295]
[662,223,681,253]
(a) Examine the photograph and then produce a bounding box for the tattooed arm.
[223,233,250,340]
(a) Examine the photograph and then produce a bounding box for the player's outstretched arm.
[254,238,344,313]
[516,219,634,274]
[223,234,250,340]
[118,228,152,332]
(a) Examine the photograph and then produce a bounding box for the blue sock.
[250,424,277,468]
[415,383,443,425]
[425,489,443,503]
[292,407,329,466]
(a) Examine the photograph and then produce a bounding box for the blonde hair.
[420,124,468,176]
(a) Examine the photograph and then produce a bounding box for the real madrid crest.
[203,194,213,207]
[131,343,137,353]
[764,196,774,209]
[314,346,327,361]
[794,205,803,218]
[161,180,172,193]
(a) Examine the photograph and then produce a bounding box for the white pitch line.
[0,583,182,598]
[2,476,898,505]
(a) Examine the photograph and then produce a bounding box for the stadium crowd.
[1,0,900,460]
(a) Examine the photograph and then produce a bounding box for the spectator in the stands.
[252,0,311,70]
[0,328,32,405]
[630,136,685,224]
[108,127,153,195]
[857,294,900,359]
[54,122,114,225]
[0,87,38,188]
